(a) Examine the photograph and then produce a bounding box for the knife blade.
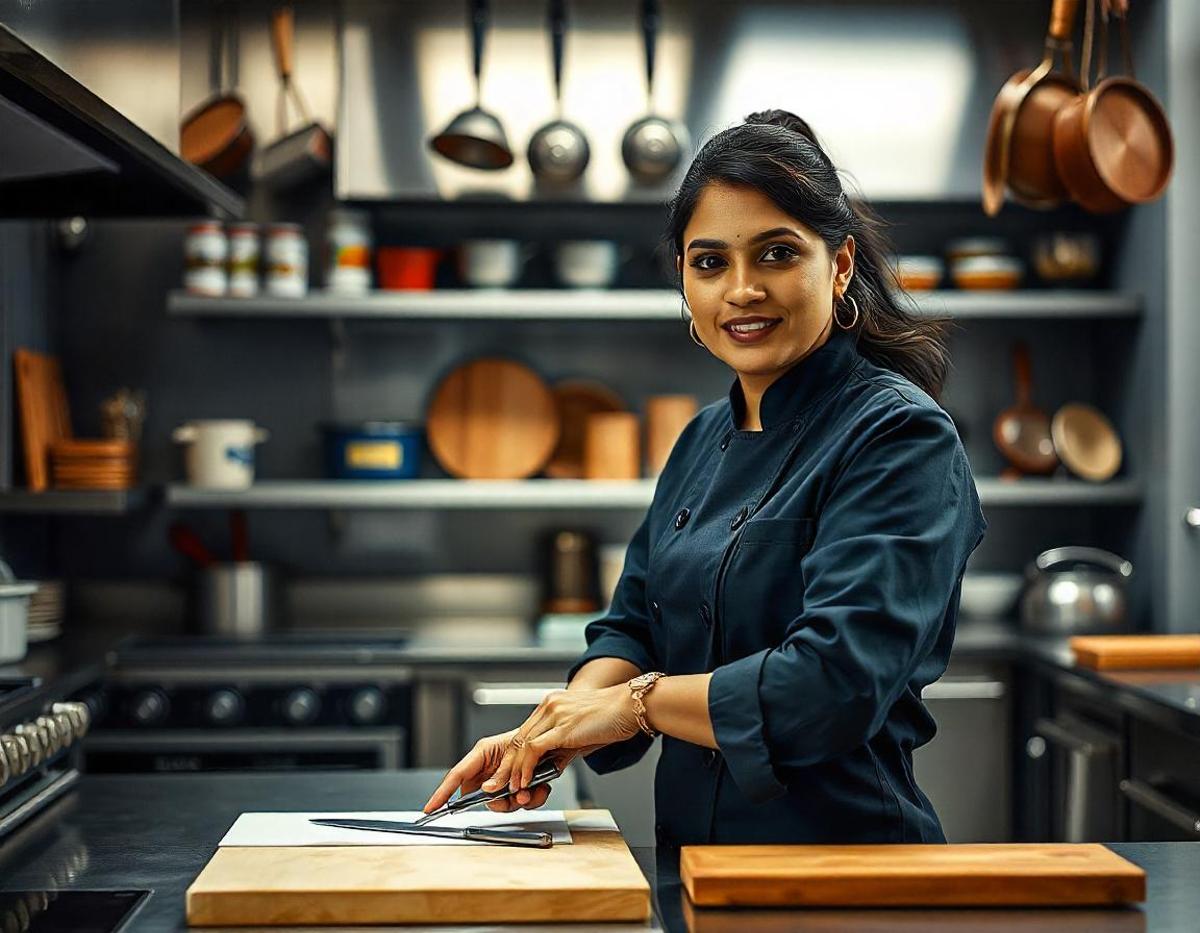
[309,818,554,848]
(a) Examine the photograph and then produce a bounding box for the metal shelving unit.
[163,478,1143,511]
[0,488,149,514]
[167,289,1143,321]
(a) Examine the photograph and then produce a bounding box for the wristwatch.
[627,671,667,738]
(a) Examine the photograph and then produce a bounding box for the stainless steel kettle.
[1019,546,1133,634]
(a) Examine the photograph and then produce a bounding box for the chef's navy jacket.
[566,326,988,847]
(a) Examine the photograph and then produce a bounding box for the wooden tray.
[14,348,72,492]
[680,843,1145,907]
[1070,635,1200,670]
[187,809,649,926]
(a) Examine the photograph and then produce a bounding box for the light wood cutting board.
[680,843,1145,907]
[1070,634,1200,670]
[186,809,649,926]
[425,357,560,479]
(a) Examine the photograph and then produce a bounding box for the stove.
[0,677,92,841]
[83,635,413,775]
[0,890,148,933]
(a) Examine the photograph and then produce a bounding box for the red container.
[377,247,440,291]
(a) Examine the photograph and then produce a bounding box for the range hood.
[0,24,242,219]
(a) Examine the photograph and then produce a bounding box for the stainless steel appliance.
[1027,709,1123,842]
[84,635,411,774]
[1020,546,1133,634]
[0,677,92,840]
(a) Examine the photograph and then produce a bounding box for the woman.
[423,109,987,846]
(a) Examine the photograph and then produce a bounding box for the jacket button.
[704,748,720,769]
[651,600,662,622]
[699,603,711,628]
[730,506,748,531]
[674,507,690,530]
[719,434,730,451]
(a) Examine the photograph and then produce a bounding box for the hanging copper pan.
[982,0,1081,216]
[1052,0,1174,213]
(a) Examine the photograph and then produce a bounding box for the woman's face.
[678,182,855,382]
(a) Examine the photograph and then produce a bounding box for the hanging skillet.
[430,0,514,170]
[528,0,589,184]
[252,2,333,190]
[180,2,254,180]
[621,0,687,184]
[1051,0,1174,213]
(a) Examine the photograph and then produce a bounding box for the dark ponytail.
[665,108,950,400]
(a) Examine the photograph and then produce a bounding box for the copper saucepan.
[982,0,1081,216]
[1052,0,1174,213]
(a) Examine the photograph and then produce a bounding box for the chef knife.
[309,818,553,848]
[415,753,564,825]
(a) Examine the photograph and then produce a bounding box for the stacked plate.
[50,439,137,489]
[27,579,64,642]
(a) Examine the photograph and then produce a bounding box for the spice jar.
[227,223,260,297]
[265,222,308,297]
[184,220,227,296]
[326,208,372,294]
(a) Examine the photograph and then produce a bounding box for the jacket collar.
[727,327,860,432]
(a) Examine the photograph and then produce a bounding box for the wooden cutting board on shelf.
[425,357,560,479]
[186,809,649,926]
[14,348,73,492]
[680,843,1145,908]
[1070,635,1200,670]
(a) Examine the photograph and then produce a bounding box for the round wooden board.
[544,379,627,479]
[425,358,561,479]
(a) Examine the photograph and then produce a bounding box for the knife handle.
[462,827,554,848]
[451,755,563,811]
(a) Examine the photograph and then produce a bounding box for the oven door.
[83,727,405,773]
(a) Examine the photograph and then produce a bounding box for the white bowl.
[959,573,1023,620]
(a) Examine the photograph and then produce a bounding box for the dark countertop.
[0,772,1197,932]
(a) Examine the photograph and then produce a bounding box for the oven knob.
[129,689,169,727]
[52,711,75,749]
[1,733,29,778]
[348,687,386,725]
[205,689,245,726]
[14,723,43,767]
[35,716,61,756]
[282,688,320,725]
[52,702,88,741]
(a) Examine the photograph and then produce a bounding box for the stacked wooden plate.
[50,439,137,490]
[27,580,64,642]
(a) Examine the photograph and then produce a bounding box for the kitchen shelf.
[0,25,243,218]
[164,478,1142,510]
[166,289,1142,321]
[0,487,149,514]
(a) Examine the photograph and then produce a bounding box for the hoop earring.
[834,294,859,330]
[679,297,690,323]
[689,319,705,348]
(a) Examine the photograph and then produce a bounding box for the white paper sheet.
[218,809,585,847]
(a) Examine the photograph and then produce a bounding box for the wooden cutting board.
[425,357,560,479]
[1070,635,1200,670]
[14,348,73,492]
[186,809,649,926]
[680,844,1145,907]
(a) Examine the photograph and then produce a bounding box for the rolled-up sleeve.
[709,400,987,804]
[565,507,660,773]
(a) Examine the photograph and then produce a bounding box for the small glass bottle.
[265,223,308,297]
[184,220,228,296]
[226,223,260,297]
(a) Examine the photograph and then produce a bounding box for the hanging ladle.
[527,0,590,184]
[621,0,686,184]
[430,0,514,170]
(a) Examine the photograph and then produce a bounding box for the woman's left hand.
[482,684,642,795]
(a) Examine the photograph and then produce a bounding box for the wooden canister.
[645,395,698,476]
[584,412,641,480]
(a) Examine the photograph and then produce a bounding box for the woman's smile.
[722,314,784,344]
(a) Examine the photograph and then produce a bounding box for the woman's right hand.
[421,729,555,815]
